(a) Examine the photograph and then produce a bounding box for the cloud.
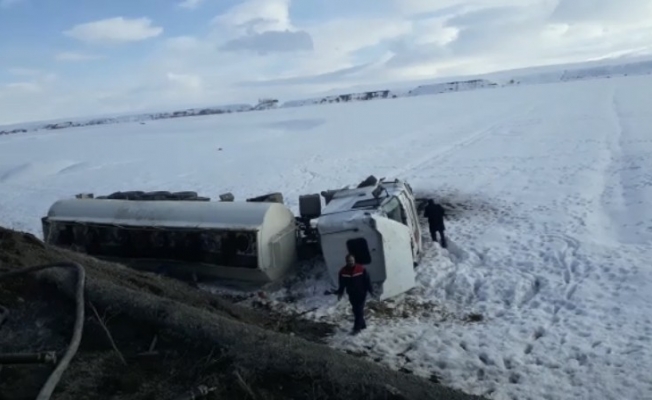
[4,68,57,83]
[210,0,314,55]
[178,0,205,9]
[238,62,374,87]
[444,5,549,56]
[4,82,41,93]
[63,17,163,44]
[390,0,512,17]
[213,0,292,33]
[275,16,412,82]
[379,0,652,78]
[221,30,313,54]
[2,71,57,110]
[156,4,417,96]
[166,72,202,91]
[4,0,652,125]
[8,68,42,77]
[55,52,105,62]
[551,0,652,24]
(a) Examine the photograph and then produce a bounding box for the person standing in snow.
[336,254,375,334]
[423,199,447,248]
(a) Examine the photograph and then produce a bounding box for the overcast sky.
[1,0,651,124]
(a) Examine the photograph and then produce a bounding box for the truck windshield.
[382,197,407,225]
[351,197,384,209]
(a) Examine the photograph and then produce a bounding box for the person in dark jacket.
[423,199,447,248]
[336,254,375,334]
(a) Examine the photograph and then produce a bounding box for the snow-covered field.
[1,74,652,400]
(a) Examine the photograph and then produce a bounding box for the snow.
[3,56,652,136]
[2,73,652,400]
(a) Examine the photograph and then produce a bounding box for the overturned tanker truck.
[40,175,425,299]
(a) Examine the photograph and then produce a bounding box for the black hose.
[0,351,58,365]
[0,262,86,400]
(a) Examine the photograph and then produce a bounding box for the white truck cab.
[316,178,423,300]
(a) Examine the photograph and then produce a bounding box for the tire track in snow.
[597,89,627,244]
[0,160,89,183]
[389,122,502,179]
[284,102,536,210]
[605,89,652,245]
[527,234,583,355]
[387,103,538,183]
[508,231,602,365]
[545,234,582,297]
[284,112,518,212]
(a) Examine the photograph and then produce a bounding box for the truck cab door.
[371,215,416,299]
[398,191,422,259]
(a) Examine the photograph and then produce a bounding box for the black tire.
[357,175,378,188]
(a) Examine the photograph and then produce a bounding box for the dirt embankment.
[0,226,486,400]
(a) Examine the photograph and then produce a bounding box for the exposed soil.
[415,190,508,222]
[0,226,486,400]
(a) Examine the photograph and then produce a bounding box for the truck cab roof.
[321,179,408,217]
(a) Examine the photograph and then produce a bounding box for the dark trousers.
[350,296,367,331]
[429,225,447,248]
